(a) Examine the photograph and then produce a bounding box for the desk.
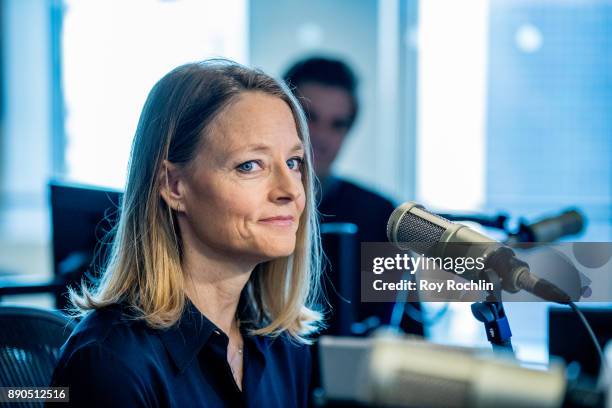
[0,273,64,301]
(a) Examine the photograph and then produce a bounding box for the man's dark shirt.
[319,176,395,247]
[48,300,311,407]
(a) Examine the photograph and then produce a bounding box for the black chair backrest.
[320,223,359,336]
[0,305,75,404]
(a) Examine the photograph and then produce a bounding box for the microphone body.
[386,202,571,303]
[507,209,585,244]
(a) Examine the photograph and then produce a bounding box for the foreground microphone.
[367,336,569,408]
[386,201,571,303]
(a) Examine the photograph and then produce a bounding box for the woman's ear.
[159,160,186,213]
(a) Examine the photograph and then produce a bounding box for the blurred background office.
[1,0,610,367]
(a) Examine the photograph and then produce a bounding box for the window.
[61,0,247,188]
[418,0,612,362]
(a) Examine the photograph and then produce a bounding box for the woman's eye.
[287,157,304,170]
[236,160,262,173]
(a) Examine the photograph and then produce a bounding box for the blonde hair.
[70,59,324,343]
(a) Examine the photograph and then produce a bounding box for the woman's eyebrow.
[230,142,304,155]
[290,143,305,153]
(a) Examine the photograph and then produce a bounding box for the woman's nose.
[269,163,302,203]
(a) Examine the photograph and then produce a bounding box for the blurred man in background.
[284,56,423,337]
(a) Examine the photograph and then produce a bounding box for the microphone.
[507,208,585,244]
[386,202,571,303]
[367,335,569,408]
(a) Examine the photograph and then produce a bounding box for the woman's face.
[175,91,306,264]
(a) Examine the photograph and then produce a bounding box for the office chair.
[0,305,75,406]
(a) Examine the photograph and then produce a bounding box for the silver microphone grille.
[387,202,451,255]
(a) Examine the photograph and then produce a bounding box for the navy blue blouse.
[48,300,311,407]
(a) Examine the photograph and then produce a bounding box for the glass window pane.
[62,0,247,188]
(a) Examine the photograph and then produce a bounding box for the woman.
[49,59,324,407]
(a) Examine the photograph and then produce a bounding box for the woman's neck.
[181,245,255,336]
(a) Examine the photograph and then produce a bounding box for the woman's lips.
[258,216,295,226]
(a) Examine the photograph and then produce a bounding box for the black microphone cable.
[566,301,609,376]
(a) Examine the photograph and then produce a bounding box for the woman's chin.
[256,243,296,262]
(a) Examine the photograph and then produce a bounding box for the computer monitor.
[50,180,122,309]
[548,306,612,378]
